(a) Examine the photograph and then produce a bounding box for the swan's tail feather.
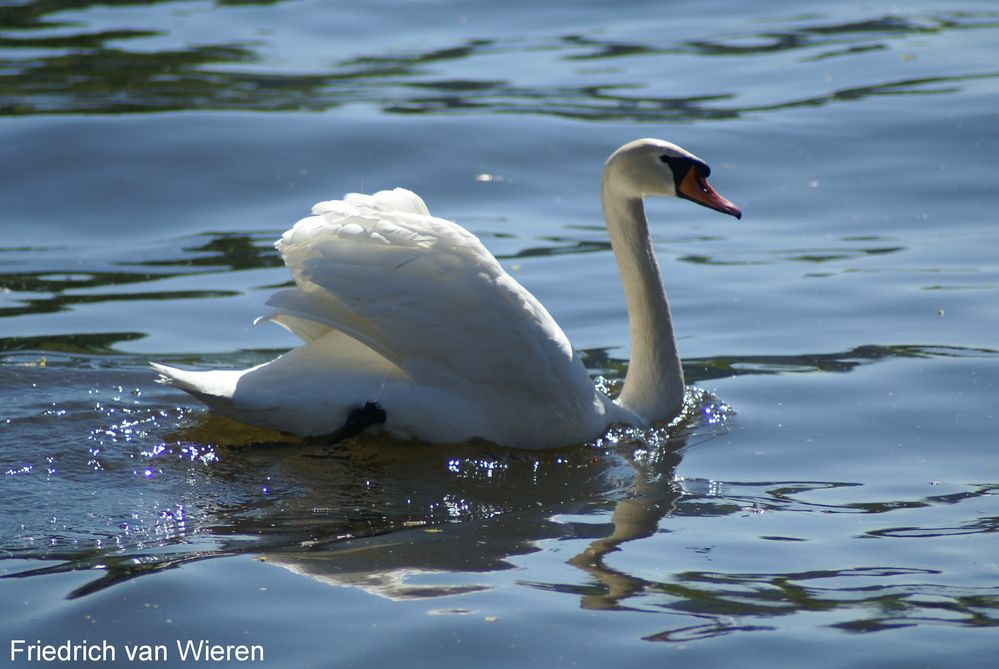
[150,362,242,412]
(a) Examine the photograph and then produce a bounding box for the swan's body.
[153,139,740,449]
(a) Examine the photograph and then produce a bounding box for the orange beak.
[678,167,742,219]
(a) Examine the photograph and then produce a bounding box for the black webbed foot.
[318,401,387,446]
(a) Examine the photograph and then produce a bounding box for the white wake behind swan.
[153,139,740,449]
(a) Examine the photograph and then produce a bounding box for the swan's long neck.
[601,180,685,422]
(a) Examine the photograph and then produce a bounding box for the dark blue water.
[2,1,998,667]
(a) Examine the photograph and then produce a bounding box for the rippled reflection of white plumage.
[152,138,740,448]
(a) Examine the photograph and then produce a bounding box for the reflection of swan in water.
[263,480,687,605]
[153,139,740,449]
[241,399,723,602]
[256,442,688,602]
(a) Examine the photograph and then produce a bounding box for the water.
[2,0,998,666]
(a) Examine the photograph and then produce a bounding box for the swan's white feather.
[154,331,403,436]
[155,188,627,447]
[276,189,584,395]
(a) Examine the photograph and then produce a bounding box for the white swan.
[153,139,740,449]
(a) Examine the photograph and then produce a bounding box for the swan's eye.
[659,155,671,164]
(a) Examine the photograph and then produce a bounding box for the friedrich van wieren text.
[9,639,265,664]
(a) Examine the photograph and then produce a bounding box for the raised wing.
[264,189,579,397]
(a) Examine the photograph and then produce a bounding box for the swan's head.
[604,138,742,219]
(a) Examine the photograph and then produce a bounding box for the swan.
[152,139,740,449]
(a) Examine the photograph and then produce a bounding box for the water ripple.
[1,4,996,118]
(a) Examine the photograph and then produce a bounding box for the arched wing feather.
[270,189,577,395]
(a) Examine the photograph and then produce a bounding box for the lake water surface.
[2,1,998,667]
